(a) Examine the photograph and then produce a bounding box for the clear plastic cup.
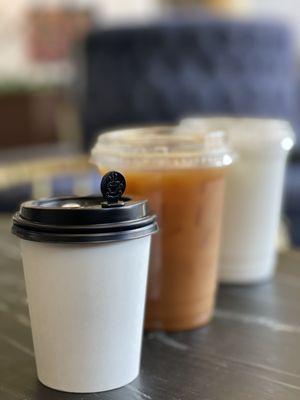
[91,126,235,331]
[181,117,295,284]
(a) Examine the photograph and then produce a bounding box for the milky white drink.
[12,171,158,393]
[181,118,295,283]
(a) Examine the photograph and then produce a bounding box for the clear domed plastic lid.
[180,117,295,153]
[91,125,235,170]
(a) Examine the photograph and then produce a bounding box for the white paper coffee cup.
[12,171,158,393]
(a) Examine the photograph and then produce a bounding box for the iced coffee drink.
[92,126,234,331]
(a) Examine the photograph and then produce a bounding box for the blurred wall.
[252,0,300,54]
[92,0,160,23]
[0,0,160,83]
[0,0,27,80]
[0,0,299,83]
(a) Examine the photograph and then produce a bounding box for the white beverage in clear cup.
[12,171,158,393]
[181,118,295,284]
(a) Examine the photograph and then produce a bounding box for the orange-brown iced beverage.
[91,126,234,331]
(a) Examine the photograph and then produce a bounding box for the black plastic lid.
[12,171,158,244]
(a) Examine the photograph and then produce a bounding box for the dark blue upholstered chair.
[77,17,300,245]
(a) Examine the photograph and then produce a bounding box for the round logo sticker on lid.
[101,171,126,205]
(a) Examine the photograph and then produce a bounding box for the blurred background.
[1,0,300,247]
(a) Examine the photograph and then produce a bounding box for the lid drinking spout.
[101,171,126,208]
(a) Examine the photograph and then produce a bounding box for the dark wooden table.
[1,217,300,400]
